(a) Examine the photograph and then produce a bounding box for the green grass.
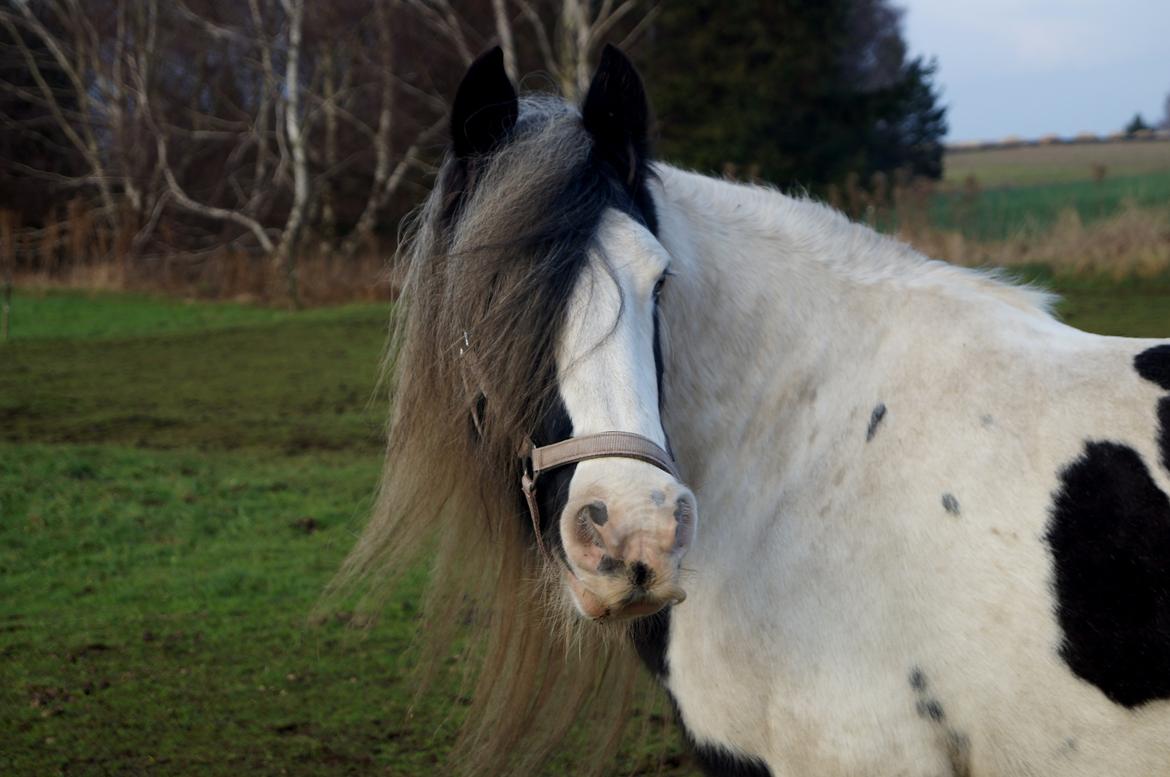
[927,170,1170,241]
[4,284,1170,775]
[0,443,458,776]
[0,296,389,453]
[931,140,1170,241]
[2,288,387,341]
[0,290,687,776]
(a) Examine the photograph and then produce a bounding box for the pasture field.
[928,170,1170,242]
[930,140,1170,242]
[943,139,1170,188]
[4,281,1170,776]
[0,289,681,776]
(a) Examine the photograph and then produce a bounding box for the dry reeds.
[8,170,1170,307]
[900,200,1170,278]
[8,221,395,307]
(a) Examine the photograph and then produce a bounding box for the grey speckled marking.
[650,490,666,506]
[597,555,623,574]
[980,414,994,428]
[866,403,888,442]
[909,668,972,777]
[917,699,945,722]
[942,493,961,516]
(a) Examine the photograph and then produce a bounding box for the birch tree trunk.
[273,0,309,307]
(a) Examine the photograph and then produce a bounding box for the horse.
[337,46,1170,776]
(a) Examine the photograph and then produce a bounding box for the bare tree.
[0,1,150,233]
[341,0,447,257]
[506,0,655,98]
[138,0,461,302]
[0,0,657,301]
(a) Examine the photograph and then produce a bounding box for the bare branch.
[492,0,517,81]
[155,134,274,254]
[514,0,557,77]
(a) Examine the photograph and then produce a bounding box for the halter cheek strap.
[520,431,681,557]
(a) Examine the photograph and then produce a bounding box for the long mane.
[333,96,651,775]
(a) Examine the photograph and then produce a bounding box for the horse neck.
[651,165,1049,493]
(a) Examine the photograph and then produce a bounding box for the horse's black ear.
[581,44,650,187]
[451,47,518,159]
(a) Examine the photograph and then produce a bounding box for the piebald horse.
[340,46,1170,776]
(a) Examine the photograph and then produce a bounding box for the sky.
[899,0,1170,142]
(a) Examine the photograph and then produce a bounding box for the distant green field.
[944,139,1170,187]
[932,140,1170,241]
[4,286,1170,775]
[928,170,1170,241]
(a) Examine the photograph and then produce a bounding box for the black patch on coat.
[1045,440,1170,708]
[866,403,887,441]
[1134,345,1170,390]
[689,742,773,777]
[653,305,665,405]
[629,606,671,678]
[524,394,576,552]
[942,493,960,515]
[1158,397,1170,473]
[628,610,773,776]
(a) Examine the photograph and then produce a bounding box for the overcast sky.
[899,0,1170,141]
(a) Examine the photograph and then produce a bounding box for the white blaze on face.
[552,209,695,621]
[556,210,669,445]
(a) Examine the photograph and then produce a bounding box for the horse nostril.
[578,500,608,526]
[630,561,651,588]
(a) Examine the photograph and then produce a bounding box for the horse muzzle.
[520,433,695,621]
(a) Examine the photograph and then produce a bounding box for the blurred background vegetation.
[2,1,1170,775]
[0,0,949,308]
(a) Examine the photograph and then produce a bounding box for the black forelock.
[443,100,658,249]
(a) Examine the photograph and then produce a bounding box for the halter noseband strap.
[520,431,679,556]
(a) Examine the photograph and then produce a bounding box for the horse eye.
[653,276,666,299]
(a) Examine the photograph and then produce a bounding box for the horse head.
[443,46,696,622]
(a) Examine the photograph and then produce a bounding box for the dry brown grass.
[12,250,396,307]
[1,199,400,307]
[7,186,1170,307]
[901,201,1170,279]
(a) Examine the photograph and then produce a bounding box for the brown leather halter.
[520,431,680,557]
[460,331,681,557]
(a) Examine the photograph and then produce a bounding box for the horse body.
[650,166,1170,774]
[349,47,1170,777]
